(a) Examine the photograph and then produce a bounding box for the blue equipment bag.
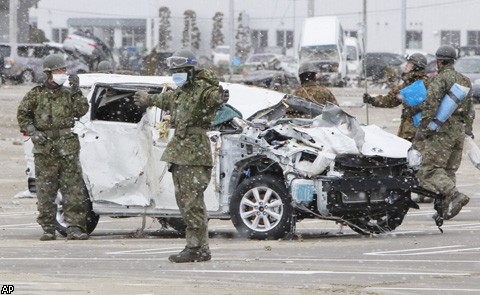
[399,80,427,127]
[428,83,470,131]
[400,80,427,106]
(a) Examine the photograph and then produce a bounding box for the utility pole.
[363,0,369,124]
[401,0,407,56]
[229,0,234,80]
[9,0,18,43]
[292,0,296,56]
[363,0,367,51]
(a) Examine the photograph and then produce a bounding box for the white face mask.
[52,74,68,86]
[172,73,188,87]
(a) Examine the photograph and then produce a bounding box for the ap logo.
[1,285,14,294]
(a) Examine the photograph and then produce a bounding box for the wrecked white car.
[22,75,441,239]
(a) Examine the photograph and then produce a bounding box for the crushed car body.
[21,74,443,239]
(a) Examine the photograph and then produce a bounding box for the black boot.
[66,227,89,240]
[40,231,56,241]
[446,192,470,220]
[168,247,211,263]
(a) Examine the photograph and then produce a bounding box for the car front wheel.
[230,174,293,240]
[21,70,34,84]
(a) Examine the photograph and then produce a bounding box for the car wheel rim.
[239,186,284,232]
[23,71,33,83]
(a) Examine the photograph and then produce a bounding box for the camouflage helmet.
[97,60,113,73]
[166,49,197,72]
[43,53,66,72]
[407,53,427,69]
[298,63,317,75]
[435,45,457,60]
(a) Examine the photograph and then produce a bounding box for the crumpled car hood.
[241,103,411,177]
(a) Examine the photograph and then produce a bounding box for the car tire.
[21,70,34,84]
[55,185,99,237]
[230,174,294,240]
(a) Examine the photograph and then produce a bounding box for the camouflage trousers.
[171,164,212,250]
[417,131,464,198]
[34,152,87,233]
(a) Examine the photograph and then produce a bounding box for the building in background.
[3,0,480,57]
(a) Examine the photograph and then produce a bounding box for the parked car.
[63,30,114,71]
[244,53,282,71]
[0,43,89,83]
[21,74,427,238]
[212,45,230,66]
[458,45,480,58]
[362,52,405,82]
[243,55,299,92]
[455,56,480,103]
[243,69,299,93]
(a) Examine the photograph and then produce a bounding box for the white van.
[299,16,347,87]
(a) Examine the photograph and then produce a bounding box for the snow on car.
[21,73,437,239]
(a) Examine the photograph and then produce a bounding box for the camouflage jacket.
[291,81,338,105]
[369,70,429,141]
[17,83,89,155]
[146,68,227,166]
[419,64,474,137]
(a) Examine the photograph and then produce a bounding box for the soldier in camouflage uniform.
[364,53,431,202]
[17,54,90,241]
[291,63,338,106]
[416,45,475,220]
[134,49,229,263]
[363,53,429,142]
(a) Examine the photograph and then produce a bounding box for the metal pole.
[401,0,407,56]
[363,0,369,124]
[229,0,235,80]
[292,0,296,56]
[9,0,17,43]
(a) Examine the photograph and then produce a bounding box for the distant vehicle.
[458,46,480,58]
[0,43,89,83]
[362,52,405,82]
[255,46,285,55]
[299,16,347,87]
[212,45,230,66]
[243,55,299,93]
[276,55,299,76]
[244,53,282,70]
[345,37,362,80]
[63,30,114,71]
[455,56,480,103]
[243,69,299,93]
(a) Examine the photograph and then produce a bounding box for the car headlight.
[407,148,422,170]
